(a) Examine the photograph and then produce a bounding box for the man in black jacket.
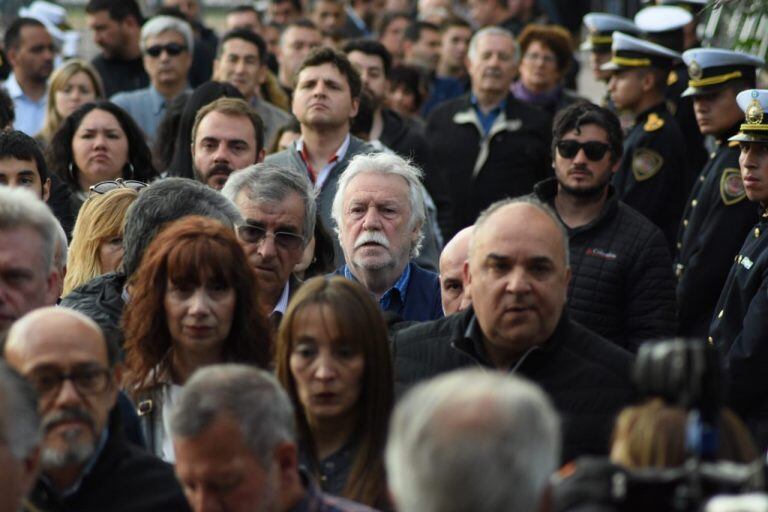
[392,197,635,462]
[425,26,550,240]
[534,102,676,351]
[4,307,189,511]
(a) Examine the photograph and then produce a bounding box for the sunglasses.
[556,140,612,161]
[145,43,187,57]
[89,178,148,197]
[236,224,305,251]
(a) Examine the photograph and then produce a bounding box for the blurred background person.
[268,117,301,154]
[276,20,323,96]
[37,59,104,148]
[512,24,584,120]
[276,276,393,509]
[63,185,141,296]
[386,64,427,125]
[436,18,473,88]
[377,12,410,66]
[123,216,272,462]
[47,101,157,221]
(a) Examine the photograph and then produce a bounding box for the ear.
[5,46,18,67]
[462,259,471,288]
[349,96,360,119]
[256,148,265,164]
[212,58,221,80]
[273,441,299,498]
[41,177,51,202]
[640,70,655,93]
[43,268,60,306]
[610,156,621,174]
[189,141,196,159]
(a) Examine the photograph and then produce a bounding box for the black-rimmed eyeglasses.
[236,223,305,251]
[88,178,148,197]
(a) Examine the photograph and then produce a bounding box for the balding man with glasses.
[223,163,316,325]
[3,307,189,511]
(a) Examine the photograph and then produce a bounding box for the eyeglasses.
[236,223,305,251]
[145,43,187,57]
[88,178,148,197]
[523,52,557,65]
[556,140,612,161]
[27,366,113,397]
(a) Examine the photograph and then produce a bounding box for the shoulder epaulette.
[644,113,665,132]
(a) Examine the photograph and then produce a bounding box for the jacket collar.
[533,177,619,234]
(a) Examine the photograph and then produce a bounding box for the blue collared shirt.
[111,85,188,142]
[343,262,411,313]
[470,94,507,136]
[3,73,47,136]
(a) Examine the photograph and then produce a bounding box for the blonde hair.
[63,187,138,295]
[38,60,105,145]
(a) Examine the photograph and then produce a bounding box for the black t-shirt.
[92,54,149,98]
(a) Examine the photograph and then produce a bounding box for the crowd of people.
[1,0,768,510]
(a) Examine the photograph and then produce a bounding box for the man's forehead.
[7,322,107,372]
[146,30,185,43]
[224,38,260,56]
[473,204,564,255]
[197,112,255,140]
[348,51,384,70]
[346,172,410,199]
[298,63,346,83]
[236,190,306,225]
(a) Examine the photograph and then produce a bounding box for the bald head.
[439,226,473,315]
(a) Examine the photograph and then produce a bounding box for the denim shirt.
[343,263,411,314]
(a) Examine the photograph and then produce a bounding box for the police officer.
[603,32,687,247]
[708,89,768,446]
[675,49,764,338]
[635,5,708,186]
[581,13,639,87]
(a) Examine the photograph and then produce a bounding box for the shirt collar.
[296,133,351,164]
[4,73,25,99]
[42,427,109,498]
[470,93,507,114]
[343,261,411,311]
[271,280,291,316]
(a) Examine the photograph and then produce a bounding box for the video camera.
[553,339,765,512]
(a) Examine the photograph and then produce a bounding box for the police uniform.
[708,90,768,441]
[602,32,687,248]
[675,48,765,338]
[635,5,707,186]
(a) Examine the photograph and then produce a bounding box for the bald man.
[439,226,473,315]
[4,307,189,511]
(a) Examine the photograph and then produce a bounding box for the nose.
[361,206,382,230]
[314,353,338,381]
[256,232,278,261]
[93,132,108,148]
[52,378,84,408]
[505,267,532,295]
[188,288,213,316]
[212,144,231,164]
[573,147,589,164]
[190,489,222,512]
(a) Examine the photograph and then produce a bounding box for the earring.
[68,162,75,181]
[127,163,135,179]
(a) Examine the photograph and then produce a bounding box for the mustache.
[207,163,235,177]
[42,407,96,432]
[354,230,390,249]
[483,68,502,78]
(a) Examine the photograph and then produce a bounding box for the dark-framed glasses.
[236,223,305,251]
[145,43,187,57]
[556,140,612,161]
[27,366,113,397]
[89,178,148,197]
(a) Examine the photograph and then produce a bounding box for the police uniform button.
[756,228,761,238]
[677,242,682,250]
[707,336,714,345]
[683,219,689,227]
[691,199,698,207]
[718,309,724,318]
[710,152,716,158]
[699,175,705,182]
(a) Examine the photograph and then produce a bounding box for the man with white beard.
[332,152,443,322]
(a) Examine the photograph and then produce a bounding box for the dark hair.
[350,89,374,138]
[282,18,320,39]
[220,28,268,64]
[268,117,301,154]
[343,39,392,77]
[271,0,303,11]
[3,17,46,51]
[440,16,472,32]
[276,276,393,508]
[298,47,362,99]
[303,210,336,278]
[85,0,145,24]
[518,24,574,74]
[191,97,265,157]
[0,130,49,186]
[0,88,13,129]
[153,91,191,172]
[552,102,623,164]
[123,216,271,393]
[47,101,157,192]
[166,81,244,179]
[388,64,425,108]
[122,178,243,278]
[376,11,410,36]
[404,20,439,43]
[229,4,260,16]
[308,0,344,11]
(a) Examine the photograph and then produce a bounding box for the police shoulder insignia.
[632,148,664,181]
[667,70,678,86]
[644,113,665,132]
[720,168,746,205]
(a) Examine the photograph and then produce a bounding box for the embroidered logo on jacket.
[585,248,617,260]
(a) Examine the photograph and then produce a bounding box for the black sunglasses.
[556,140,612,161]
[236,224,305,251]
[89,178,148,197]
[145,42,187,57]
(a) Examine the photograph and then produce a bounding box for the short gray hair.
[221,163,317,246]
[122,178,243,277]
[386,369,560,512]
[140,15,194,54]
[467,26,519,63]
[53,220,68,275]
[0,361,41,460]
[472,196,570,267]
[331,152,426,258]
[170,364,295,469]
[0,186,59,272]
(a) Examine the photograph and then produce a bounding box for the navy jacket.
[334,262,443,322]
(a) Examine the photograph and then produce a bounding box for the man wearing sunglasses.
[111,15,193,143]
[532,102,676,352]
[222,164,313,324]
[674,49,764,339]
[4,307,190,511]
[602,32,687,249]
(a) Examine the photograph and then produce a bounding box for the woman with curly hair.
[276,276,393,510]
[123,215,271,461]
